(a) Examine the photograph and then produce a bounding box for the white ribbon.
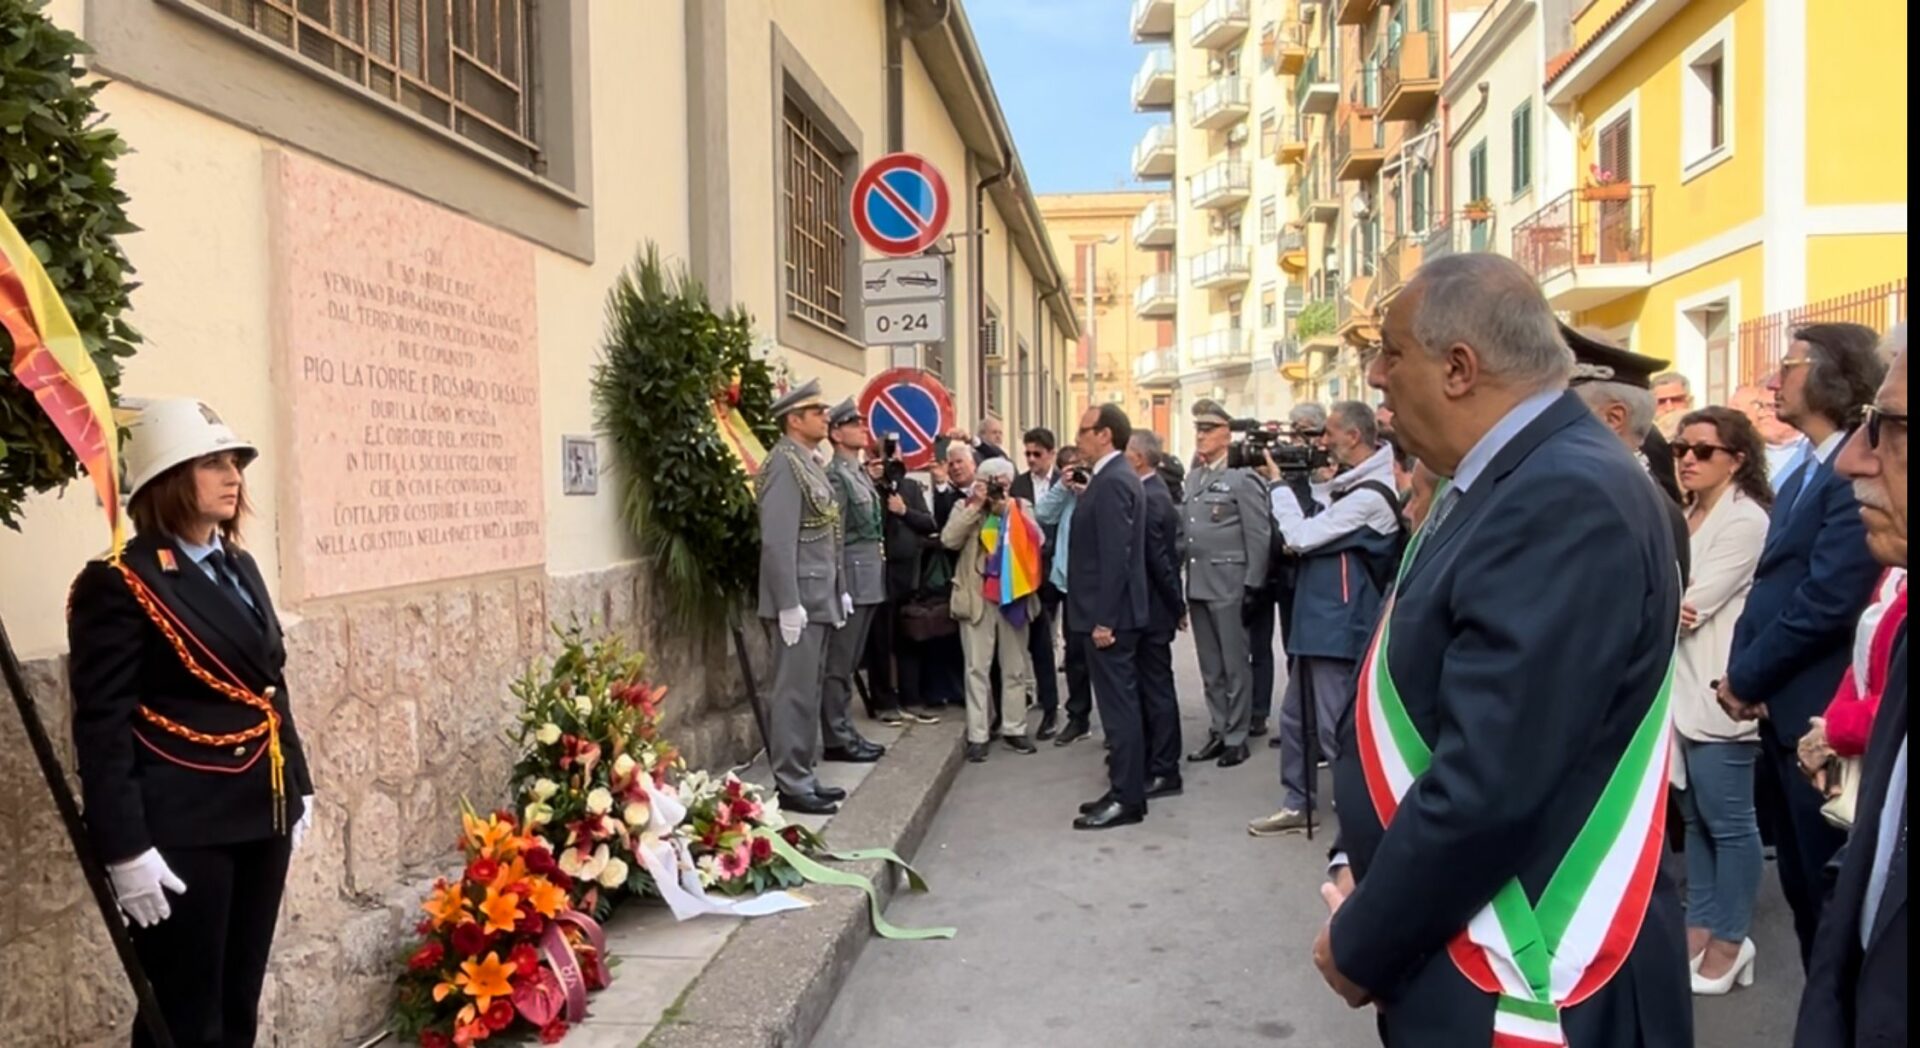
[631,778,811,921]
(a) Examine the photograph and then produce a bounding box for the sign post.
[852,154,952,368]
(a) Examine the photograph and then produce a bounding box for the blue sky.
[969,0,1158,194]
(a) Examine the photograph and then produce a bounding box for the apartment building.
[3,1,1073,1041]
[1133,0,1302,457]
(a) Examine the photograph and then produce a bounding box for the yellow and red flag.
[711,374,767,481]
[0,207,124,556]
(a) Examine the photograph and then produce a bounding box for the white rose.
[597,857,630,889]
[695,854,718,887]
[535,723,562,746]
[522,802,553,829]
[612,754,637,779]
[623,802,650,828]
[531,778,559,802]
[574,694,594,717]
[585,788,614,815]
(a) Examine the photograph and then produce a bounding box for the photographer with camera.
[940,457,1044,762]
[1181,399,1274,769]
[1036,446,1096,745]
[1248,403,1333,747]
[1248,401,1401,836]
[863,438,943,726]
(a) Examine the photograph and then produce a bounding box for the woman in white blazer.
[1670,405,1776,995]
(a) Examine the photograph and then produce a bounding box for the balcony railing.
[1336,0,1375,26]
[1134,347,1181,386]
[1073,352,1121,379]
[1190,75,1252,129]
[1278,225,1307,270]
[1381,30,1440,120]
[1190,0,1251,48]
[1273,20,1308,75]
[1189,159,1252,209]
[1274,112,1308,162]
[1378,230,1423,302]
[1348,60,1381,110]
[1336,105,1384,181]
[1297,148,1338,221]
[1134,271,1179,316]
[1132,48,1176,111]
[1131,0,1175,41]
[1338,274,1374,334]
[1295,49,1339,113]
[1189,327,1250,368]
[1191,242,1252,288]
[1132,197,1177,248]
[1511,186,1656,285]
[1132,122,1176,179]
[1284,284,1307,314]
[1736,280,1908,387]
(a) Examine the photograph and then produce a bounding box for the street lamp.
[1076,233,1121,411]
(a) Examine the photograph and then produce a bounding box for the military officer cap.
[1191,398,1233,427]
[770,378,830,418]
[1560,322,1670,390]
[828,397,864,428]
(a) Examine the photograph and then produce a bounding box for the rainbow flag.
[0,207,123,556]
[979,497,1043,613]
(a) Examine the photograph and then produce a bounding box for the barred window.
[195,0,541,170]
[783,97,851,332]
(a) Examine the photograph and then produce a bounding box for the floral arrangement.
[509,626,679,913]
[1588,163,1619,186]
[393,809,609,1047]
[677,770,821,896]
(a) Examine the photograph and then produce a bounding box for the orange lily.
[478,887,524,935]
[461,810,515,859]
[454,951,516,1013]
[423,881,470,930]
[489,855,530,892]
[525,876,571,919]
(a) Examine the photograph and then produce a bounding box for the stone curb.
[641,720,965,1048]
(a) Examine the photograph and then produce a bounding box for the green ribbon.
[756,830,956,940]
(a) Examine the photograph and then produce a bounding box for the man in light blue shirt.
[1036,446,1093,743]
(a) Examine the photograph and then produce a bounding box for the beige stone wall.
[0,561,764,1046]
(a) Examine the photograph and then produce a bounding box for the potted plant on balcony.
[1462,197,1493,221]
[1581,164,1632,202]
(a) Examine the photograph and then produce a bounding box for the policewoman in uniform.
[67,398,314,1048]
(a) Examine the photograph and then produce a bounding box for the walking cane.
[1301,663,1317,842]
[725,607,774,772]
[1,614,176,1048]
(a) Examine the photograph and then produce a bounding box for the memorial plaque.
[270,151,544,601]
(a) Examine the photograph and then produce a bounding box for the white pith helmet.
[122,398,258,499]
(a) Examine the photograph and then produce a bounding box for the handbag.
[1819,754,1861,831]
[899,550,957,642]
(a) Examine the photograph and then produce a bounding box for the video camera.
[1225,418,1330,476]
[875,434,908,498]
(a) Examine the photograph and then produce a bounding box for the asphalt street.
[816,629,1804,1048]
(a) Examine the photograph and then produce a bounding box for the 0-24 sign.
[865,300,944,346]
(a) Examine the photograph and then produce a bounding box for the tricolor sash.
[1354,482,1674,1047]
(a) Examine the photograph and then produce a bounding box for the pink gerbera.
[716,842,752,881]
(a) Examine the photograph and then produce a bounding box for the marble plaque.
[270,151,543,601]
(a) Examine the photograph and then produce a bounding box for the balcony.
[1273,20,1308,75]
[1189,0,1251,49]
[1278,225,1308,273]
[1132,197,1177,249]
[1073,353,1121,380]
[1336,0,1375,26]
[1336,105,1384,181]
[1189,159,1252,210]
[1511,186,1657,310]
[1134,271,1179,318]
[1189,327,1252,371]
[1191,242,1253,290]
[1377,230,1423,305]
[1295,50,1339,114]
[1132,123,1176,180]
[1297,149,1339,223]
[1338,273,1375,342]
[1190,75,1252,130]
[1381,30,1440,121]
[1134,347,1180,389]
[1132,48,1176,111]
[1131,0,1175,42]
[1275,114,1308,164]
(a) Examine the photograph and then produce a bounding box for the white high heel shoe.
[1690,938,1756,995]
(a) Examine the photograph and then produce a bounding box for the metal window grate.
[197,0,541,170]
[782,98,849,332]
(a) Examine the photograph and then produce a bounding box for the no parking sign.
[858,368,954,471]
[850,153,951,258]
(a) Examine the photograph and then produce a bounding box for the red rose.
[781,825,804,845]
[550,870,574,891]
[524,847,558,876]
[493,809,517,828]
[415,919,434,936]
[750,836,773,863]
[420,1031,453,1048]
[466,858,500,885]
[538,1020,569,1045]
[484,1000,516,1032]
[451,922,489,958]
[408,941,446,972]
[724,778,744,801]
[509,943,540,979]
[519,912,546,937]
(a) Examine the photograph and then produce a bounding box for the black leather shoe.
[823,745,882,764]
[1078,791,1115,815]
[1053,720,1091,746]
[856,739,888,759]
[1073,800,1146,831]
[1003,735,1038,754]
[1186,736,1226,763]
[778,791,839,815]
[814,785,847,802]
[1145,775,1184,799]
[965,742,990,763]
[1035,712,1059,741]
[1268,735,1284,749]
[1248,719,1270,737]
[1216,743,1251,768]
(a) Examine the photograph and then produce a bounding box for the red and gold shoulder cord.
[105,561,288,833]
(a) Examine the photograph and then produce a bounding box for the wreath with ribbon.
[591,245,778,630]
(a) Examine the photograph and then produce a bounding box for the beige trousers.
[957,608,1034,743]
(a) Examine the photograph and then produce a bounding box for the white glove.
[292,795,316,851]
[778,605,807,647]
[840,592,854,620]
[108,848,187,928]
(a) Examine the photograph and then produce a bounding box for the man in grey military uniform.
[757,379,851,815]
[1182,398,1272,768]
[819,399,888,764]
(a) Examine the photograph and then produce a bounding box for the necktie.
[1425,485,1462,537]
[206,549,264,625]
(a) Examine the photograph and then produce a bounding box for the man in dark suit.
[1796,330,1906,1048]
[1315,255,1690,1046]
[865,450,940,723]
[1011,427,1064,739]
[1129,431,1185,799]
[1067,404,1150,830]
[1719,322,1887,964]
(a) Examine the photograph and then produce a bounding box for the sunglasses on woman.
[1671,442,1736,462]
[1849,403,1909,449]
